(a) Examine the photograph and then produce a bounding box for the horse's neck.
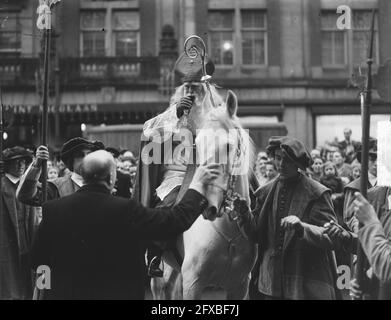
[211,214,242,242]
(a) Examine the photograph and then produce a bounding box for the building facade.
[1,0,391,151]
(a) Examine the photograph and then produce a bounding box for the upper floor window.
[209,11,234,65]
[208,9,267,67]
[80,9,139,57]
[81,10,106,57]
[352,10,378,66]
[112,10,139,57]
[0,12,21,55]
[241,10,267,65]
[321,10,378,68]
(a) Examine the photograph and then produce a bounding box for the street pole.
[355,9,376,300]
[0,82,3,233]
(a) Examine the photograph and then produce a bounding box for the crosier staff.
[184,35,216,108]
[36,0,60,203]
[355,9,376,300]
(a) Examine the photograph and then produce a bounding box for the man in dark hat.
[16,137,104,206]
[133,47,218,277]
[0,146,36,299]
[235,136,350,300]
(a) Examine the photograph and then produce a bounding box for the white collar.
[368,173,377,187]
[5,173,20,185]
[71,172,84,187]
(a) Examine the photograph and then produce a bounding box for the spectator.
[17,137,105,206]
[56,160,71,177]
[351,163,361,181]
[319,161,347,268]
[0,147,36,300]
[48,166,59,180]
[332,150,352,185]
[265,161,278,182]
[338,128,360,164]
[255,151,268,186]
[308,156,323,182]
[310,149,321,161]
[320,162,344,195]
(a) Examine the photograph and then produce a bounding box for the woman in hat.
[0,146,35,299]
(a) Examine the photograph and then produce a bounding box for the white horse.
[151,90,257,300]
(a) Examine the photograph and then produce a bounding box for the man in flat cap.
[235,136,351,300]
[17,137,104,206]
[133,48,224,277]
[0,146,36,299]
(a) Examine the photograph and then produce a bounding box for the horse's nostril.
[205,206,217,220]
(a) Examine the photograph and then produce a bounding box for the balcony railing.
[0,58,39,86]
[60,56,160,86]
[0,56,160,88]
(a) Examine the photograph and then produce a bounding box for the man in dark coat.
[31,150,219,299]
[0,147,36,299]
[235,136,350,300]
[350,189,391,300]
[17,137,104,206]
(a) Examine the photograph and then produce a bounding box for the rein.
[217,127,244,221]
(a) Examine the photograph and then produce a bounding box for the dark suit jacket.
[31,184,208,300]
[113,170,131,199]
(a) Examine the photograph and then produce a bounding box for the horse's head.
[195,90,254,221]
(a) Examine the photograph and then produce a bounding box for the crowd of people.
[1,47,390,301]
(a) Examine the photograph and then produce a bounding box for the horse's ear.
[226,90,237,118]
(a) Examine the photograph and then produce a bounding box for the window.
[352,10,378,66]
[209,11,234,65]
[112,10,139,57]
[241,10,267,65]
[80,9,139,57]
[321,12,346,67]
[0,12,21,54]
[81,11,106,57]
[321,10,378,68]
[208,9,267,67]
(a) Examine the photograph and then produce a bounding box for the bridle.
[213,127,244,221]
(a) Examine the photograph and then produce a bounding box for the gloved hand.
[233,197,250,216]
[176,95,195,118]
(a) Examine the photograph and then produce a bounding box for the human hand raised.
[353,192,379,226]
[34,145,50,168]
[176,95,195,118]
